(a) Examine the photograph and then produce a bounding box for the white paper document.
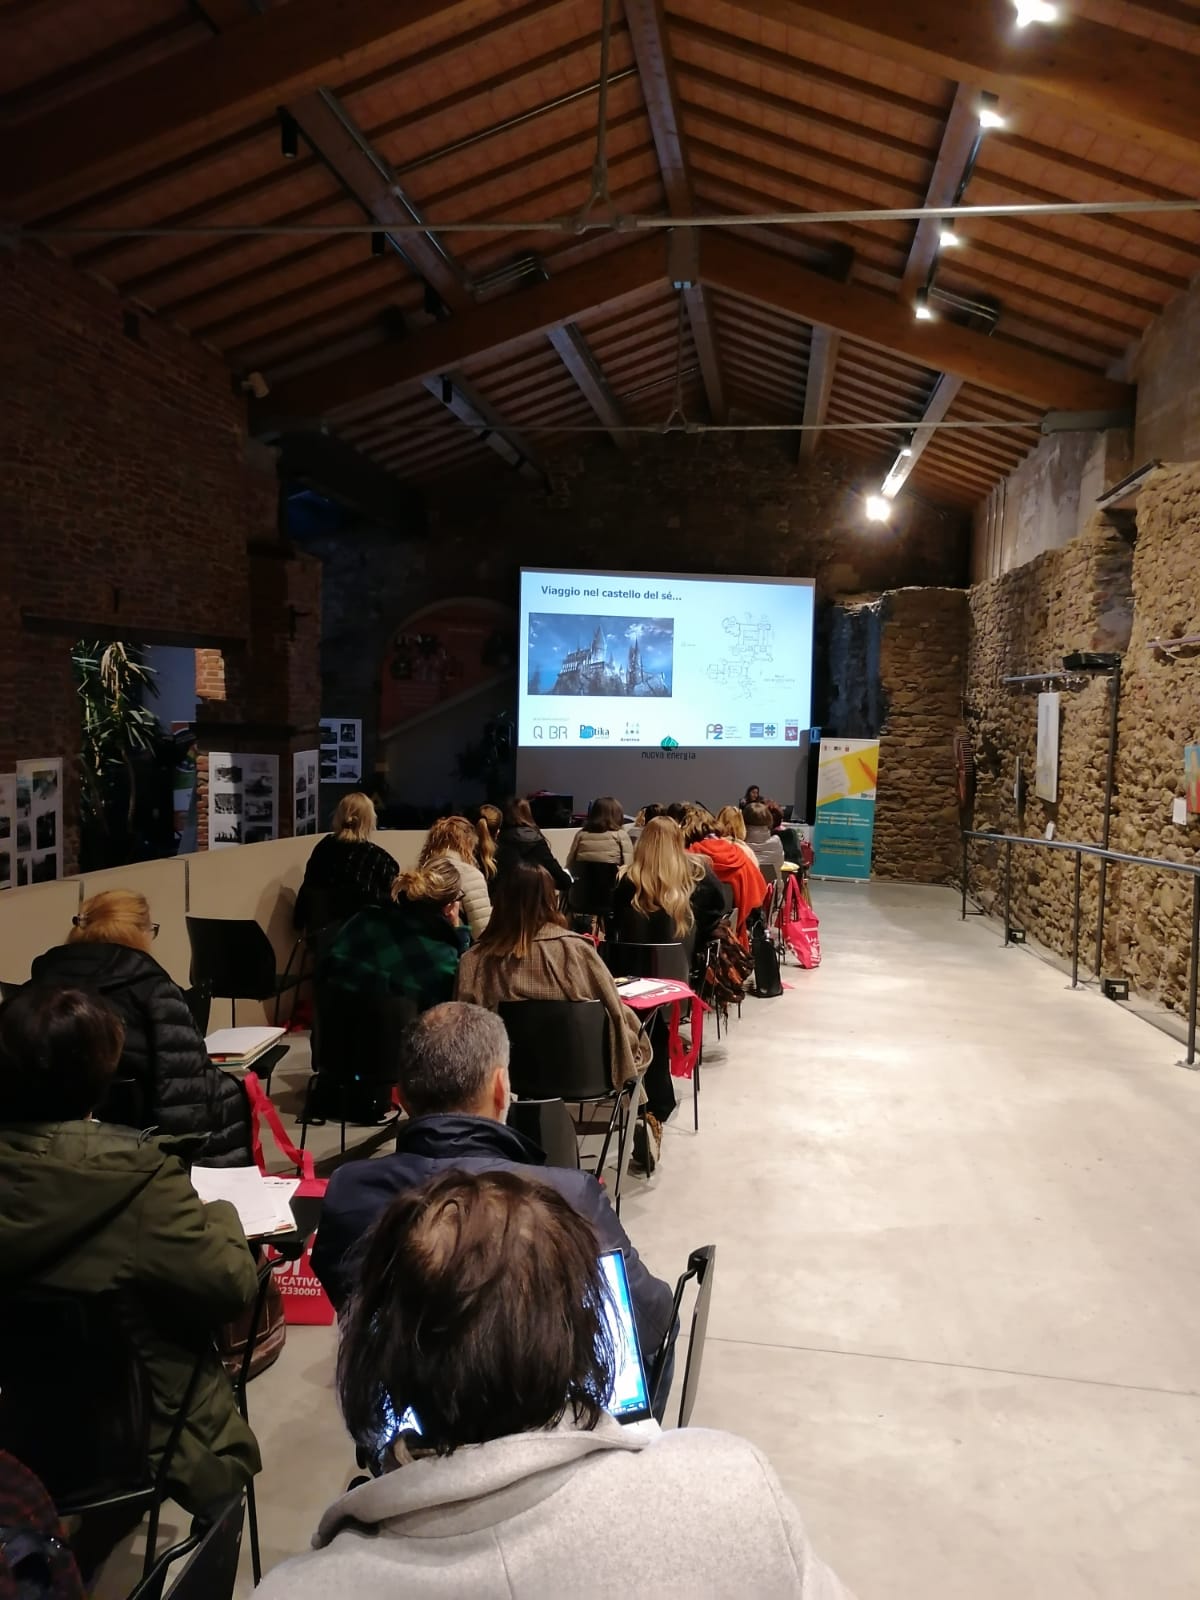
[191,1164,298,1238]
[204,1026,286,1063]
[615,978,679,998]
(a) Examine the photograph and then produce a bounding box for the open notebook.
[190,1165,299,1238]
[204,1026,286,1067]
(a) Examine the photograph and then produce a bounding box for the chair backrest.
[313,983,415,1088]
[129,1493,244,1600]
[185,917,277,1000]
[506,1099,580,1170]
[498,999,612,1101]
[602,941,690,984]
[715,880,735,915]
[567,861,619,914]
[759,863,780,886]
[182,981,212,1036]
[676,1244,717,1428]
[0,1291,151,1507]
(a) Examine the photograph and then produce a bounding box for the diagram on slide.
[706,614,774,699]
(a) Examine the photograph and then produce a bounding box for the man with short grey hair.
[312,1002,674,1370]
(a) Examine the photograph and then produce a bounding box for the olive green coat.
[0,1118,261,1512]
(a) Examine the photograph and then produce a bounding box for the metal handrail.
[961,827,1200,1066]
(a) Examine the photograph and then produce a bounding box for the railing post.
[1070,849,1082,989]
[1187,876,1200,1068]
[961,832,968,921]
[1093,857,1108,978]
[1003,839,1013,946]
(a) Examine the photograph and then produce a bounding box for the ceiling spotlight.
[279,109,299,159]
[938,225,961,248]
[865,493,894,523]
[1014,0,1059,24]
[978,92,1006,130]
[899,435,914,458]
[914,290,935,322]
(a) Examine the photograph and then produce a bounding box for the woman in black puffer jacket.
[31,889,252,1166]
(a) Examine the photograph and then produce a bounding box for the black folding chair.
[648,1244,717,1428]
[506,1098,581,1170]
[567,861,619,922]
[603,941,699,1129]
[0,1290,208,1584]
[182,981,212,1036]
[498,999,640,1214]
[185,917,302,1028]
[126,1492,244,1600]
[302,984,413,1155]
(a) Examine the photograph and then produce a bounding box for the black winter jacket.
[29,942,252,1167]
[493,825,572,896]
[311,1113,675,1359]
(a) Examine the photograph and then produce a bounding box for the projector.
[1062,652,1120,671]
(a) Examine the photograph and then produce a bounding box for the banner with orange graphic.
[812,737,879,879]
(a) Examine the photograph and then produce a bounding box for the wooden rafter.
[799,328,839,459]
[623,0,728,422]
[702,234,1134,413]
[1,0,496,217]
[722,0,1200,168]
[547,325,631,449]
[263,236,667,421]
[422,374,547,482]
[880,375,965,496]
[902,84,979,306]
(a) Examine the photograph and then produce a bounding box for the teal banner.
[811,737,879,879]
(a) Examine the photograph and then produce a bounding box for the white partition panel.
[79,859,190,988]
[0,879,82,984]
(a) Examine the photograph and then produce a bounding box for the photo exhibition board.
[516,568,815,813]
[293,749,319,837]
[10,758,64,888]
[208,752,280,850]
[320,718,362,785]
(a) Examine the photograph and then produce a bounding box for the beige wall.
[0,828,578,1018]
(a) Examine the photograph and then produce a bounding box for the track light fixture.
[278,109,299,159]
[1014,0,1059,24]
[865,494,894,523]
[899,434,915,458]
[914,289,935,322]
[371,231,386,257]
[938,225,961,248]
[978,92,1006,130]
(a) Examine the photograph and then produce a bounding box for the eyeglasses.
[71,916,159,939]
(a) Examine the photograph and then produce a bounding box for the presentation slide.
[518,568,814,751]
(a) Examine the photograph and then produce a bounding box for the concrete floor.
[105,882,1200,1596]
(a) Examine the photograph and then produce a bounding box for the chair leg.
[340,1085,347,1157]
[298,1076,315,1152]
[231,998,237,1028]
[246,1474,262,1586]
[142,1496,162,1582]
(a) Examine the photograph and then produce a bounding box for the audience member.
[743,801,786,875]
[310,1002,673,1369]
[768,800,804,866]
[294,794,399,931]
[456,863,650,1090]
[31,890,251,1165]
[255,1170,852,1600]
[319,858,470,1013]
[418,816,492,939]
[715,804,761,866]
[627,801,663,846]
[682,806,767,942]
[0,986,260,1515]
[565,795,633,871]
[664,801,689,825]
[612,816,724,960]
[474,803,502,880]
[493,797,571,896]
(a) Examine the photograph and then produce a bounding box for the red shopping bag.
[243,1072,335,1326]
[781,876,821,969]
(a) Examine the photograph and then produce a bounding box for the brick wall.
[1,243,320,868]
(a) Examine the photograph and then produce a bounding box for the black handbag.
[749,914,783,998]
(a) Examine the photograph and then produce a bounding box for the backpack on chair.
[0,1452,83,1600]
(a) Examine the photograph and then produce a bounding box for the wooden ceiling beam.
[799,327,840,459]
[422,373,547,483]
[879,374,965,496]
[2,0,498,218]
[902,84,979,307]
[547,324,632,449]
[701,234,1134,413]
[721,0,1200,168]
[263,235,667,421]
[623,0,728,423]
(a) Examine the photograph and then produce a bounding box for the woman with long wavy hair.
[475,803,501,880]
[612,816,724,958]
[419,815,492,938]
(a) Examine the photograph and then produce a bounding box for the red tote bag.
[781,876,822,969]
[242,1072,335,1327]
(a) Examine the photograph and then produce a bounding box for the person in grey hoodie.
[254,1169,854,1600]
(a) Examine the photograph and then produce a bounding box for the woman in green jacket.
[0,985,261,1515]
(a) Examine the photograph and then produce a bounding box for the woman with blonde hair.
[475,804,502,880]
[295,791,399,932]
[456,863,650,1093]
[30,889,252,1164]
[612,816,725,958]
[419,816,491,939]
[715,804,760,867]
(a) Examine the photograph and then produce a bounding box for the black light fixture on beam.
[278,109,299,160]
[371,231,386,257]
[440,376,453,406]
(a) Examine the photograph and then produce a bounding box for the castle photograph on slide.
[527,613,673,698]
